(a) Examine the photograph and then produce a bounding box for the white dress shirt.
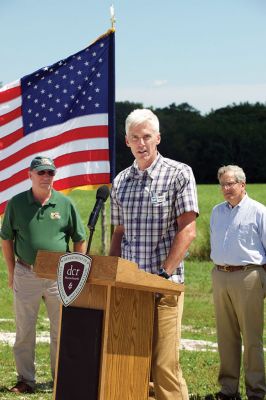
[210,194,266,266]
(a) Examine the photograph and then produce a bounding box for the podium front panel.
[55,306,103,400]
[101,287,154,400]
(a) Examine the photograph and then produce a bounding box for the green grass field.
[0,184,265,399]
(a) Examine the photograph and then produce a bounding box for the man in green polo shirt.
[0,156,87,394]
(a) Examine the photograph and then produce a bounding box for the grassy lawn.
[0,185,265,399]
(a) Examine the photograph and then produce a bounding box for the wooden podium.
[34,251,184,400]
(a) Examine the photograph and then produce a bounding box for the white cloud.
[152,79,168,87]
[116,83,266,114]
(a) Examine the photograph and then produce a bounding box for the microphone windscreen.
[96,185,110,202]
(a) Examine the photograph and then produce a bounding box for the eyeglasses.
[220,182,238,189]
[37,170,55,176]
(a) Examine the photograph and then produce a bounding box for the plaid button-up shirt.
[111,153,199,283]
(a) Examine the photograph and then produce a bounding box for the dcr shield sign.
[57,253,92,307]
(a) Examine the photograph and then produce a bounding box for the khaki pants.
[13,263,60,388]
[212,266,266,399]
[151,292,188,400]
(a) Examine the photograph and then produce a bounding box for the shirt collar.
[129,153,162,180]
[226,193,248,209]
[27,188,57,206]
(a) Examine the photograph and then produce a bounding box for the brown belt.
[216,264,266,272]
[17,259,33,269]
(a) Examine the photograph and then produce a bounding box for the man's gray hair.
[125,109,160,135]
[217,165,246,183]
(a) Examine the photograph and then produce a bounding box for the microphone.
[87,185,110,231]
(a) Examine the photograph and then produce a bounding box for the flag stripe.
[54,149,110,168]
[55,161,110,180]
[0,106,22,126]
[0,202,7,215]
[0,128,24,149]
[1,161,110,204]
[0,149,110,191]
[1,138,109,180]
[1,113,108,158]
[0,96,22,116]
[54,173,110,191]
[0,117,23,138]
[0,126,108,170]
[0,114,106,160]
[0,84,21,104]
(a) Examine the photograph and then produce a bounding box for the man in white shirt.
[209,165,266,400]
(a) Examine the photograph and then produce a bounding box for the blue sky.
[1,0,266,114]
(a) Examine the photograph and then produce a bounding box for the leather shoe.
[9,381,34,394]
[248,397,263,400]
[216,392,241,400]
[205,392,241,400]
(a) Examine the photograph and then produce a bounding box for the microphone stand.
[86,185,110,255]
[86,227,94,255]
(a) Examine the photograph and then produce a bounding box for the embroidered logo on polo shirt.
[50,212,61,220]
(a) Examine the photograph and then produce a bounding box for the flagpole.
[110,4,116,30]
[108,8,116,182]
[103,5,116,252]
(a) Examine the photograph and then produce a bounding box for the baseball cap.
[30,156,56,171]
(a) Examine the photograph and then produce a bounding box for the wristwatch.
[158,267,171,279]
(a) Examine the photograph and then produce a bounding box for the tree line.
[115,101,266,183]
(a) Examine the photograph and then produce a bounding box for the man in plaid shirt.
[110,109,199,400]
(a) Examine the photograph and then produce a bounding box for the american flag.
[0,29,115,215]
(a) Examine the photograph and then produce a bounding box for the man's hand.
[109,225,124,256]
[73,240,87,254]
[159,267,171,279]
[8,271,14,289]
[1,239,15,289]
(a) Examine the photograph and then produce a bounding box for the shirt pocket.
[149,189,175,222]
[238,223,256,246]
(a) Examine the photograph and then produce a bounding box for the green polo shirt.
[0,189,86,265]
